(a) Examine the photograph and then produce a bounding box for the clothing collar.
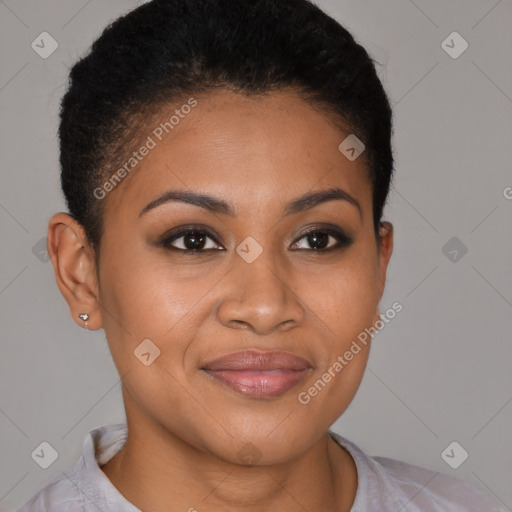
[73,423,366,511]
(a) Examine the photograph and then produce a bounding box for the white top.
[17,422,506,511]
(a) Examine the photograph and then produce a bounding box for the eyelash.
[159,225,354,254]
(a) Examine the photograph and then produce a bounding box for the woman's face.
[59,89,393,464]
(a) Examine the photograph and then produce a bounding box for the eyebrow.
[138,186,362,220]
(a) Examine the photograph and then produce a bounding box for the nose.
[216,247,305,335]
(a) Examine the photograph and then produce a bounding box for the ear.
[47,213,102,330]
[373,221,394,323]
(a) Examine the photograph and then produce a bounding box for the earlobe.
[47,213,102,330]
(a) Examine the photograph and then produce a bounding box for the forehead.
[102,88,372,222]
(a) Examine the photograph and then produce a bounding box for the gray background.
[1,0,511,510]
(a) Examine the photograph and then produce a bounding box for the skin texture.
[47,88,393,512]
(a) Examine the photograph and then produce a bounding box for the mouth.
[200,350,313,399]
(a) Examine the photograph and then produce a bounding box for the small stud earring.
[78,313,89,329]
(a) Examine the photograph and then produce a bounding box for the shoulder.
[372,453,505,511]
[16,423,131,512]
[16,470,84,512]
[329,432,507,512]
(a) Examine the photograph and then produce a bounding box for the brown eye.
[161,228,224,252]
[292,227,354,252]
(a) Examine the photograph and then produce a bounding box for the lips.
[202,350,312,371]
[201,350,313,398]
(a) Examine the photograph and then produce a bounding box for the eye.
[291,226,354,252]
[159,225,353,254]
[160,227,224,253]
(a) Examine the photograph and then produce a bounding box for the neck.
[101,408,357,512]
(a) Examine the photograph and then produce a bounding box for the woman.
[18,0,506,510]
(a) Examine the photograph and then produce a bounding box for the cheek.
[300,252,378,418]
[97,257,205,425]
[99,228,202,327]
[96,238,202,370]
[299,251,379,343]
[294,261,376,420]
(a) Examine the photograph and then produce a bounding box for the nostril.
[230,320,249,329]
